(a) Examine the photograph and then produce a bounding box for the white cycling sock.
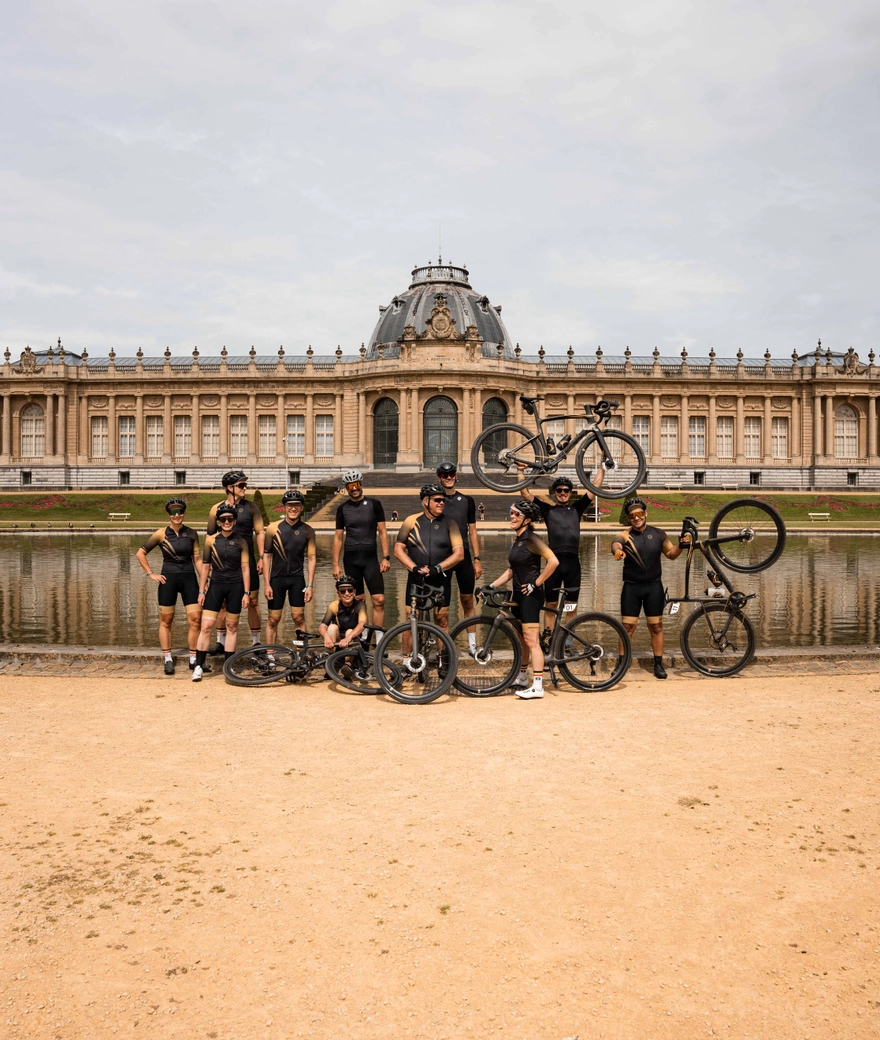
[216,631,226,647]
[163,651,173,663]
[468,633,477,651]
[251,630,261,645]
[533,674,544,691]
[517,669,529,684]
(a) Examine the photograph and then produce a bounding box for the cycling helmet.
[215,504,237,523]
[436,461,457,477]
[221,469,247,489]
[164,497,187,514]
[341,469,363,485]
[511,499,542,522]
[281,489,305,505]
[335,574,357,590]
[550,477,574,492]
[624,496,648,516]
[420,482,444,499]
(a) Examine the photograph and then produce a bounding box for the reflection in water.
[0,532,878,650]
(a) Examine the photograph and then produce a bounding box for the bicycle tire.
[470,422,546,492]
[680,603,756,677]
[449,615,522,696]
[374,621,458,704]
[223,644,299,686]
[707,498,786,573]
[574,430,647,500]
[557,612,632,691]
[325,646,402,694]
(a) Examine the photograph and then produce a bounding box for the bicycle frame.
[665,516,755,614]
[404,585,447,671]
[517,396,620,475]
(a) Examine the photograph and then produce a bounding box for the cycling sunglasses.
[430,496,446,503]
[235,482,248,489]
[555,486,573,494]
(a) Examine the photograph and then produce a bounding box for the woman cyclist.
[135,497,203,675]
[484,499,558,700]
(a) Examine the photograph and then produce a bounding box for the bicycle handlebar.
[477,586,514,609]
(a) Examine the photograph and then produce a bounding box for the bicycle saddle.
[519,394,543,415]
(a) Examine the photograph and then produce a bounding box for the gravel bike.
[325,625,403,694]
[666,498,786,676]
[449,587,632,694]
[373,583,458,704]
[223,631,331,686]
[471,395,647,499]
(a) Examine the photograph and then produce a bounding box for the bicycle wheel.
[223,644,297,686]
[449,615,522,696]
[707,498,786,573]
[471,423,545,492]
[325,646,402,694]
[575,430,647,500]
[374,621,458,704]
[557,612,632,692]
[680,603,756,677]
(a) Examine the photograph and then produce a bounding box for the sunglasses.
[430,496,446,503]
[439,473,456,479]
[168,510,185,516]
[338,586,356,594]
[347,482,362,490]
[509,509,523,518]
[555,487,572,494]
[628,511,646,519]
[234,482,248,489]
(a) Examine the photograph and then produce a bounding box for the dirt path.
[1,670,878,1039]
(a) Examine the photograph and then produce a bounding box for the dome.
[366,258,515,359]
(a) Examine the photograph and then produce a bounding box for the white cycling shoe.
[515,684,544,699]
[192,665,203,682]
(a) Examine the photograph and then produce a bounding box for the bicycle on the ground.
[449,587,632,694]
[471,394,647,499]
[373,584,458,704]
[325,625,403,694]
[223,631,332,686]
[665,498,786,676]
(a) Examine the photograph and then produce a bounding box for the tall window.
[20,403,45,458]
[771,417,789,460]
[743,417,761,459]
[660,416,678,457]
[315,415,334,456]
[258,415,276,457]
[118,415,136,457]
[91,416,108,458]
[287,415,305,456]
[716,416,734,459]
[631,416,650,455]
[230,415,248,456]
[688,416,706,457]
[202,415,219,457]
[146,416,163,458]
[544,418,565,441]
[174,415,191,457]
[834,405,858,458]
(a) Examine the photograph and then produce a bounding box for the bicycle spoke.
[471,423,545,491]
[374,622,457,703]
[707,498,786,573]
[450,616,521,696]
[680,604,755,677]
[223,644,298,686]
[557,612,631,692]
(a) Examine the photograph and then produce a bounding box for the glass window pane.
[286,415,305,456]
[202,415,219,457]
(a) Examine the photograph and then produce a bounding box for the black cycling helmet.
[215,504,237,523]
[511,499,542,522]
[281,489,305,505]
[335,574,357,590]
[550,476,574,492]
[420,482,444,499]
[624,496,648,516]
[221,469,247,489]
[164,497,186,514]
[436,461,457,477]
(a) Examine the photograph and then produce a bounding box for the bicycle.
[449,587,632,694]
[665,498,786,677]
[471,395,647,499]
[324,625,403,694]
[373,584,458,704]
[223,631,331,686]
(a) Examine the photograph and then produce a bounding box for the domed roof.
[367,259,515,359]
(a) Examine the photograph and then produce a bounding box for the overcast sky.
[2,1,878,359]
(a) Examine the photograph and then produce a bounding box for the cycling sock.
[189,651,197,664]
[224,650,235,662]
[251,630,261,645]
[216,631,226,647]
[162,651,172,662]
[195,650,208,667]
[532,673,544,691]
[467,632,477,651]
[517,668,529,685]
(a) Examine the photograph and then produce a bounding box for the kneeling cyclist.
[320,576,367,650]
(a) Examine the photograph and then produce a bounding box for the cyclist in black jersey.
[207,470,266,653]
[320,576,368,650]
[193,504,251,681]
[263,490,317,643]
[484,499,558,699]
[611,497,687,679]
[394,483,464,632]
[436,462,483,651]
[135,498,204,675]
[332,470,390,627]
[521,468,604,634]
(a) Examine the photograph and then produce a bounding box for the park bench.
[808,512,830,521]
[107,512,131,521]
[720,483,739,490]
[664,483,682,490]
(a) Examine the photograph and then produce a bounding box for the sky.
[1,0,878,359]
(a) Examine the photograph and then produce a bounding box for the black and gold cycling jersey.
[202,532,250,583]
[207,499,264,552]
[508,529,556,588]
[616,525,673,584]
[321,598,366,633]
[396,513,462,572]
[140,525,200,575]
[264,518,317,578]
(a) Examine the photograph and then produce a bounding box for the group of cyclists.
[137,462,683,692]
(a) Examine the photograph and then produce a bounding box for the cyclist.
[207,470,265,653]
[435,461,483,652]
[264,490,317,644]
[333,469,390,627]
[193,504,250,681]
[320,575,367,650]
[483,499,558,700]
[521,469,604,636]
[135,497,203,674]
[394,482,464,632]
[611,496,686,680]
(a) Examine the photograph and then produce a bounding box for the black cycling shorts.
[267,575,307,611]
[450,556,476,596]
[157,571,199,609]
[544,551,581,604]
[343,550,384,596]
[203,581,246,615]
[248,552,260,595]
[511,589,543,627]
[405,574,453,609]
[620,579,666,619]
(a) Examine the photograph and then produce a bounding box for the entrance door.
[373,397,399,467]
[423,395,458,469]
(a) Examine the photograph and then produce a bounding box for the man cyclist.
[435,461,483,652]
[264,490,317,644]
[394,483,464,632]
[521,470,604,635]
[320,575,368,650]
[333,469,390,628]
[207,470,265,652]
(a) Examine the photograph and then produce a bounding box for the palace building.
[1,258,879,491]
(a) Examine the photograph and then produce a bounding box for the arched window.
[20,402,45,458]
[478,397,509,465]
[423,395,458,469]
[834,404,858,459]
[373,397,399,467]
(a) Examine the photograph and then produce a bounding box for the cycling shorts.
[620,579,666,619]
[157,571,199,609]
[450,556,476,596]
[267,575,307,611]
[203,580,246,615]
[511,588,543,627]
[248,552,260,595]
[405,573,453,609]
[343,550,385,597]
[543,551,581,604]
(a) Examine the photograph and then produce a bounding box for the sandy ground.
[1,668,878,1040]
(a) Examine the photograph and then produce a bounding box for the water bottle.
[705,587,728,599]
